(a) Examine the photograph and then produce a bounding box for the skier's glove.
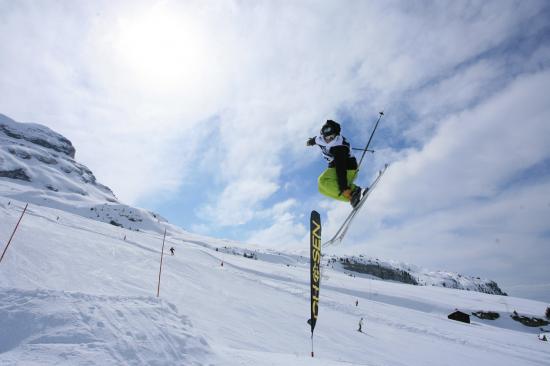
[342,188,352,200]
[306,137,316,146]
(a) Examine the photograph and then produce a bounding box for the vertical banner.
[309,210,321,356]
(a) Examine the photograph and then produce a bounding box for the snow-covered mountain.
[0,114,113,200]
[1,114,549,365]
[329,255,507,295]
[0,114,167,233]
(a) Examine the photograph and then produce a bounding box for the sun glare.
[114,7,209,90]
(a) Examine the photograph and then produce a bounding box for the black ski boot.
[350,186,362,208]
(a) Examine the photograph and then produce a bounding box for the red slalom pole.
[156,228,167,297]
[0,203,28,265]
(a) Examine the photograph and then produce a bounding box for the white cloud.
[2,0,543,206]
[246,199,308,250]
[199,178,279,226]
[342,70,550,293]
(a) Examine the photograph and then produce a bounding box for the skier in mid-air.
[307,120,363,208]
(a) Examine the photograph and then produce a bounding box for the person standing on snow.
[307,120,363,208]
[358,317,364,332]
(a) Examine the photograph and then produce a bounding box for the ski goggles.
[321,126,335,135]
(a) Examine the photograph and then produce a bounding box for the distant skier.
[307,120,363,208]
[355,299,359,307]
[358,317,364,333]
[170,247,175,256]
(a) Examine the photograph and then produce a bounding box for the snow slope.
[1,197,548,365]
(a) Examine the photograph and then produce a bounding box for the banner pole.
[0,203,28,265]
[156,228,167,297]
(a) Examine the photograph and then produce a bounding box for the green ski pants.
[318,168,358,202]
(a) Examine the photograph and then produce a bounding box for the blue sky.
[1,0,549,302]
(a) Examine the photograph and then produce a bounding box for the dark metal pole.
[356,111,384,171]
[350,111,384,185]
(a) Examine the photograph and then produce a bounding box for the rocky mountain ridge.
[329,255,507,295]
[0,114,165,233]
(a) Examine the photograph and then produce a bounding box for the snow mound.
[0,287,213,365]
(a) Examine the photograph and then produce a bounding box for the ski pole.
[352,148,375,153]
[351,111,384,184]
[356,111,384,171]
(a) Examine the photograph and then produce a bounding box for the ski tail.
[323,164,388,248]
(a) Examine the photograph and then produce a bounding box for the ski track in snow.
[1,197,549,365]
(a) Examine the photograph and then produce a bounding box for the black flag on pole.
[309,210,321,335]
